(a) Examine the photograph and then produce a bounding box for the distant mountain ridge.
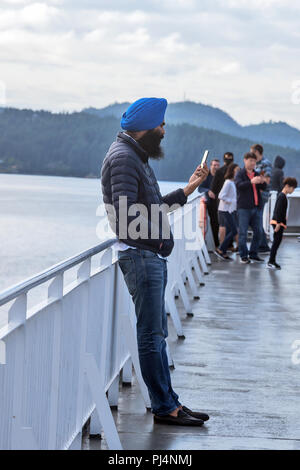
[84,101,300,150]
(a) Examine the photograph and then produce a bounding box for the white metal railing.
[0,239,149,450]
[263,189,300,240]
[263,191,277,241]
[0,194,209,450]
[285,189,300,234]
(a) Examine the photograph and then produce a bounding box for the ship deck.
[83,237,300,450]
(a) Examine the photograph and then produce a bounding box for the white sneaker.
[267,262,281,270]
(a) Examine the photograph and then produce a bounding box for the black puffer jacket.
[101,132,187,257]
[271,156,285,192]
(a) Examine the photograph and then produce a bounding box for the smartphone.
[200,150,209,168]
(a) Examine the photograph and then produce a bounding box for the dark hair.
[224,163,239,180]
[224,152,234,161]
[251,144,264,155]
[244,151,257,161]
[283,177,298,188]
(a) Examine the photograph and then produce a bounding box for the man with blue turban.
[101,98,210,426]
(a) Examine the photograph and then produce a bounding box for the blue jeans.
[238,208,260,259]
[257,204,270,250]
[218,211,238,254]
[118,248,181,416]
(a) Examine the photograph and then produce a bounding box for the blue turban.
[121,97,168,131]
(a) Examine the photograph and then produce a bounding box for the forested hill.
[85,101,300,150]
[0,108,299,182]
[86,101,241,138]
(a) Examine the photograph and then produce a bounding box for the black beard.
[137,129,165,160]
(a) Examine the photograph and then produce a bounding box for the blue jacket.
[235,168,267,210]
[101,132,187,257]
[255,156,272,178]
[255,156,272,205]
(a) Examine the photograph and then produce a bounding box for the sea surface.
[0,173,187,293]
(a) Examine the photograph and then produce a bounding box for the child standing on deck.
[267,177,298,270]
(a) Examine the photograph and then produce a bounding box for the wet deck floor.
[83,237,300,450]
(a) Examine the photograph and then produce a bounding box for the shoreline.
[0,172,186,185]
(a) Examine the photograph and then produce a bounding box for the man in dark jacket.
[209,152,234,247]
[235,152,268,264]
[101,97,209,426]
[198,159,220,247]
[197,159,220,194]
[251,144,272,253]
[271,155,286,193]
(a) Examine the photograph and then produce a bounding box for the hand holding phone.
[201,150,209,168]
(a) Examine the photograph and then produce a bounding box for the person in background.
[235,152,268,264]
[215,163,240,260]
[271,155,286,193]
[251,144,272,254]
[268,177,298,269]
[209,152,234,248]
[198,159,220,247]
[197,159,220,194]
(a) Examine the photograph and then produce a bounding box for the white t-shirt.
[114,241,167,260]
[218,180,237,213]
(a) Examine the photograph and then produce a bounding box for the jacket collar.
[117,132,149,163]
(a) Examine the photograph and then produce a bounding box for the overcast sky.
[0,0,300,127]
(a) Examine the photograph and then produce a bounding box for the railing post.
[71,259,91,450]
[192,255,206,285]
[47,274,63,450]
[122,358,133,385]
[89,409,103,438]
[9,294,38,450]
[183,260,199,298]
[85,354,122,449]
[108,375,120,409]
[198,249,209,274]
[166,341,174,369]
[165,288,187,333]
[120,304,151,409]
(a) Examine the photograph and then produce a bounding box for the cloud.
[0,0,299,128]
[0,3,60,29]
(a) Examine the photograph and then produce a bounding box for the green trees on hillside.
[0,108,299,182]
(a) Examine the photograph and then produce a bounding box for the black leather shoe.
[154,409,204,426]
[182,406,209,421]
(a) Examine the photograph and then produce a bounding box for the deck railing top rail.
[0,238,117,307]
[0,192,205,308]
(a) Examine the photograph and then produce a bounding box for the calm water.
[0,173,186,292]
